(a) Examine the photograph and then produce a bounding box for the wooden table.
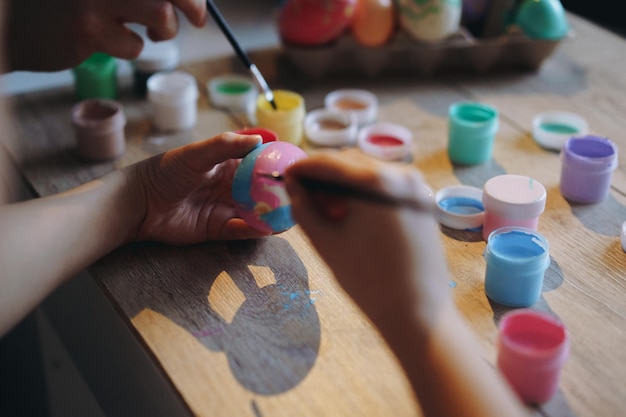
[4,12,625,417]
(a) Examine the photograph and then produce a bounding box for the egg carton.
[282,27,570,79]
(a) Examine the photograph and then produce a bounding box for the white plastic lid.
[533,111,588,150]
[435,185,485,230]
[325,89,378,126]
[133,39,180,72]
[621,221,626,253]
[208,74,258,112]
[357,122,413,161]
[147,71,199,104]
[483,174,547,219]
[304,108,358,147]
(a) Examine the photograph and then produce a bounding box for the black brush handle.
[205,0,253,67]
[262,173,433,212]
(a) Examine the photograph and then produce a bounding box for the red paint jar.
[357,122,413,161]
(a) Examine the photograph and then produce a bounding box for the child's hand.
[124,132,270,245]
[285,149,452,327]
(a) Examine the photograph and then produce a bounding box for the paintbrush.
[260,171,434,212]
[205,0,277,110]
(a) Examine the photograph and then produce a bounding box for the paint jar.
[497,309,569,404]
[482,174,546,241]
[532,111,588,151]
[235,127,278,144]
[72,53,118,100]
[357,122,413,161]
[255,90,306,145]
[435,185,485,231]
[559,135,618,203]
[324,89,378,127]
[132,39,180,97]
[304,108,358,147]
[71,99,126,161]
[484,226,550,307]
[448,101,499,165]
[208,74,258,114]
[147,71,199,131]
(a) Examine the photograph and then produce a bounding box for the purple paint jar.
[559,135,618,203]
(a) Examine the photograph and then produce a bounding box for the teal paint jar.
[484,226,550,307]
[448,101,499,165]
[72,53,118,100]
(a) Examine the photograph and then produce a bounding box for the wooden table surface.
[5,12,625,417]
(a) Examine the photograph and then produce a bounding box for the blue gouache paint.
[439,196,484,215]
[484,228,550,307]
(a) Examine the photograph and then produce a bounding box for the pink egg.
[232,142,308,233]
[279,0,358,46]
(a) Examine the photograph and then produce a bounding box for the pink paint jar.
[497,309,569,404]
[482,174,547,241]
[71,99,126,161]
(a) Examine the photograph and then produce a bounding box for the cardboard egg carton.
[282,27,570,79]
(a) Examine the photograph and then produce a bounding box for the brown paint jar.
[72,99,126,161]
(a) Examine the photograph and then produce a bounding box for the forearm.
[377,303,529,417]
[0,170,140,335]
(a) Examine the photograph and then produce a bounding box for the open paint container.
[435,185,485,230]
[357,122,413,161]
[304,108,358,147]
[532,111,588,150]
[324,89,378,126]
[208,74,258,113]
[71,98,126,161]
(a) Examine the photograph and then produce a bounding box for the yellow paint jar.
[255,90,305,145]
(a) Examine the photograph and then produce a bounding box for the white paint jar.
[147,71,199,131]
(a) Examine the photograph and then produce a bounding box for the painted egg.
[397,0,462,41]
[232,141,308,233]
[279,0,358,46]
[351,0,396,47]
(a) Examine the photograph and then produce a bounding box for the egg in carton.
[279,0,570,79]
[283,28,568,78]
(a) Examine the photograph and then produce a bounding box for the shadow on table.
[107,236,321,396]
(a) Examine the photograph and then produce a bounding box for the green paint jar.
[447,101,499,166]
[72,53,118,100]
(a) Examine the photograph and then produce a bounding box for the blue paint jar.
[484,227,550,307]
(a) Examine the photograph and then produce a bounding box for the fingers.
[171,0,207,27]
[221,219,272,240]
[96,25,145,59]
[287,149,384,191]
[287,149,434,212]
[173,132,262,174]
[146,6,179,42]
[120,0,206,39]
[116,0,179,41]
